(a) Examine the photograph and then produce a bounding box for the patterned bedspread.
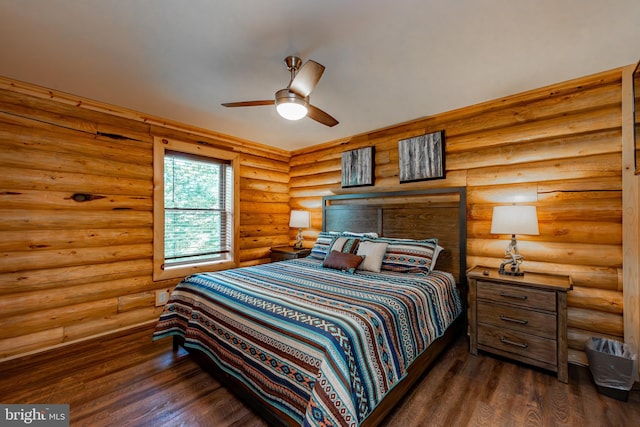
[153,258,462,427]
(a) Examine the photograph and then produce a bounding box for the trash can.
[585,337,638,401]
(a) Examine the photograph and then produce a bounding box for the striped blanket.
[153,258,462,426]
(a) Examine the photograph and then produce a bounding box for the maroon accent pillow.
[322,250,365,274]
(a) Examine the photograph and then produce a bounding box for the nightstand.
[270,246,311,262]
[467,266,572,383]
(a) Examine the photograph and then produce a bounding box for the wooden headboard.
[322,187,467,285]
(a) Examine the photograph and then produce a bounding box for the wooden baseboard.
[0,320,157,364]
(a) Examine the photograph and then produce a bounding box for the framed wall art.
[398,130,445,183]
[341,146,375,188]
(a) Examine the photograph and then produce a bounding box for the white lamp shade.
[289,210,310,228]
[491,205,539,235]
[275,89,308,120]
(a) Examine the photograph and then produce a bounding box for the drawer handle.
[500,315,528,325]
[499,291,528,300]
[500,336,529,349]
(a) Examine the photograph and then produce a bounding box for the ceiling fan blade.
[307,104,339,127]
[221,100,275,107]
[289,60,325,97]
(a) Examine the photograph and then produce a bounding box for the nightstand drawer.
[478,324,557,365]
[270,247,311,262]
[477,301,556,339]
[477,280,556,311]
[271,252,296,262]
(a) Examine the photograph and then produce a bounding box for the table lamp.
[490,205,539,276]
[289,210,310,249]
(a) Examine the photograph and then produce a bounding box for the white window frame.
[153,136,239,281]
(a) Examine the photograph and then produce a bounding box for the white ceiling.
[1,0,639,151]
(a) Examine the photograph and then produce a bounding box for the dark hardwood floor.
[1,325,638,427]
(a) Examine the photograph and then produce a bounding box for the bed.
[153,188,467,427]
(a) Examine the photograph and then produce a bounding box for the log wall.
[0,67,633,368]
[290,68,625,366]
[621,63,640,378]
[0,78,290,360]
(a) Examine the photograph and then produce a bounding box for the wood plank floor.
[1,325,638,427]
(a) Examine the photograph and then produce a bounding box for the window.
[153,137,239,280]
[164,151,232,265]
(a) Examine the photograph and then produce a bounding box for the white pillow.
[434,245,445,269]
[330,237,348,252]
[342,231,379,238]
[356,241,388,272]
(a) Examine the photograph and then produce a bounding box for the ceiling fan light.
[277,102,308,120]
[275,89,308,120]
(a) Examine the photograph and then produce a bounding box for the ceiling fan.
[222,56,339,127]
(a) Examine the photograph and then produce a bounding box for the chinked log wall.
[0,78,290,360]
[290,68,625,366]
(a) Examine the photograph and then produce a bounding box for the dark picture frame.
[341,146,375,188]
[398,130,445,183]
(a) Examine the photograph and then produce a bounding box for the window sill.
[153,259,238,281]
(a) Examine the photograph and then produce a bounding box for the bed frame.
[173,187,467,426]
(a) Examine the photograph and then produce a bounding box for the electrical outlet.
[155,290,169,307]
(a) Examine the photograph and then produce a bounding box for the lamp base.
[498,237,525,276]
[498,266,525,276]
[293,228,304,250]
[498,258,525,276]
